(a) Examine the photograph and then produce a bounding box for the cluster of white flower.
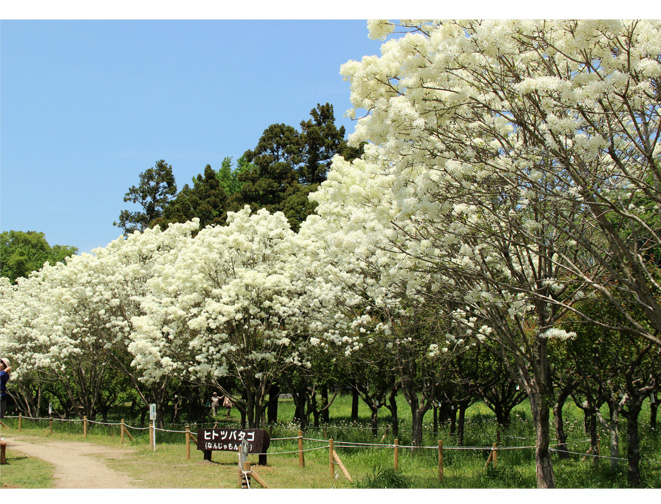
[2,21,659,420]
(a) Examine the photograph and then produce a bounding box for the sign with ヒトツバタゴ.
[197,428,270,464]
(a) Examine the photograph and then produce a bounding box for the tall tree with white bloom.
[132,207,313,428]
[338,19,661,487]
[303,151,466,448]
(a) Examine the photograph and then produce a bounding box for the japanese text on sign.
[196,428,270,454]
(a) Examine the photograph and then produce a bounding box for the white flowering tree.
[337,19,661,487]
[0,255,123,419]
[132,207,313,428]
[0,220,200,424]
[0,275,55,416]
[87,219,201,425]
[303,152,466,447]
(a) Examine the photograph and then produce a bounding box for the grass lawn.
[1,393,659,489]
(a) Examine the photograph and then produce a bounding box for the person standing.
[210,392,220,417]
[222,394,233,419]
[0,358,10,421]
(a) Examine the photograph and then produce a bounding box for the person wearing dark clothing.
[0,358,10,421]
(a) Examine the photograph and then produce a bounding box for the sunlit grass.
[0,442,54,488]
[1,394,660,488]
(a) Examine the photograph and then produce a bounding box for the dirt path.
[2,435,137,488]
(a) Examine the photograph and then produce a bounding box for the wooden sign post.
[150,404,157,451]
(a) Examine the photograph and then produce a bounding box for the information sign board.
[197,428,270,464]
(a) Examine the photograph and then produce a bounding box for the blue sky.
[1,19,386,253]
[1,3,654,255]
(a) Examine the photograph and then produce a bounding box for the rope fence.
[3,413,661,483]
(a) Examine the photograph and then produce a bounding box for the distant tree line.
[114,103,363,234]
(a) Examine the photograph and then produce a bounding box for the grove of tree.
[2,20,661,489]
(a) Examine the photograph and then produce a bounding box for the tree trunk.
[310,392,320,428]
[292,385,308,429]
[586,407,600,463]
[650,392,658,431]
[351,388,359,422]
[605,399,620,473]
[449,405,457,440]
[530,392,555,488]
[553,399,569,460]
[624,400,643,487]
[528,334,555,489]
[433,403,438,437]
[493,403,506,430]
[254,398,265,428]
[388,388,399,437]
[457,400,469,446]
[267,383,279,424]
[410,405,425,450]
[321,385,329,424]
[370,405,379,437]
[245,388,255,428]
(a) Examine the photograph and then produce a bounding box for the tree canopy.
[114,160,178,234]
[0,230,78,283]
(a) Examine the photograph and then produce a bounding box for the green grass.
[1,393,660,488]
[0,443,54,488]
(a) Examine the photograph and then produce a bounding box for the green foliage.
[356,467,412,488]
[154,164,228,229]
[299,102,355,185]
[0,230,78,283]
[114,160,177,234]
[215,155,251,197]
[138,104,358,234]
[233,103,361,231]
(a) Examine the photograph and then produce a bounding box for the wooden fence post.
[242,461,252,488]
[332,450,353,483]
[438,439,444,482]
[83,416,88,439]
[329,438,334,478]
[18,413,22,431]
[298,430,305,468]
[121,420,125,444]
[185,425,191,460]
[149,424,154,449]
[49,417,53,435]
[394,438,400,471]
[492,442,497,467]
[250,466,269,488]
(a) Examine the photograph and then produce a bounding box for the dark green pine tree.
[235,103,364,231]
[300,102,354,185]
[152,164,229,230]
[114,160,178,235]
[142,104,364,234]
[238,123,303,214]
